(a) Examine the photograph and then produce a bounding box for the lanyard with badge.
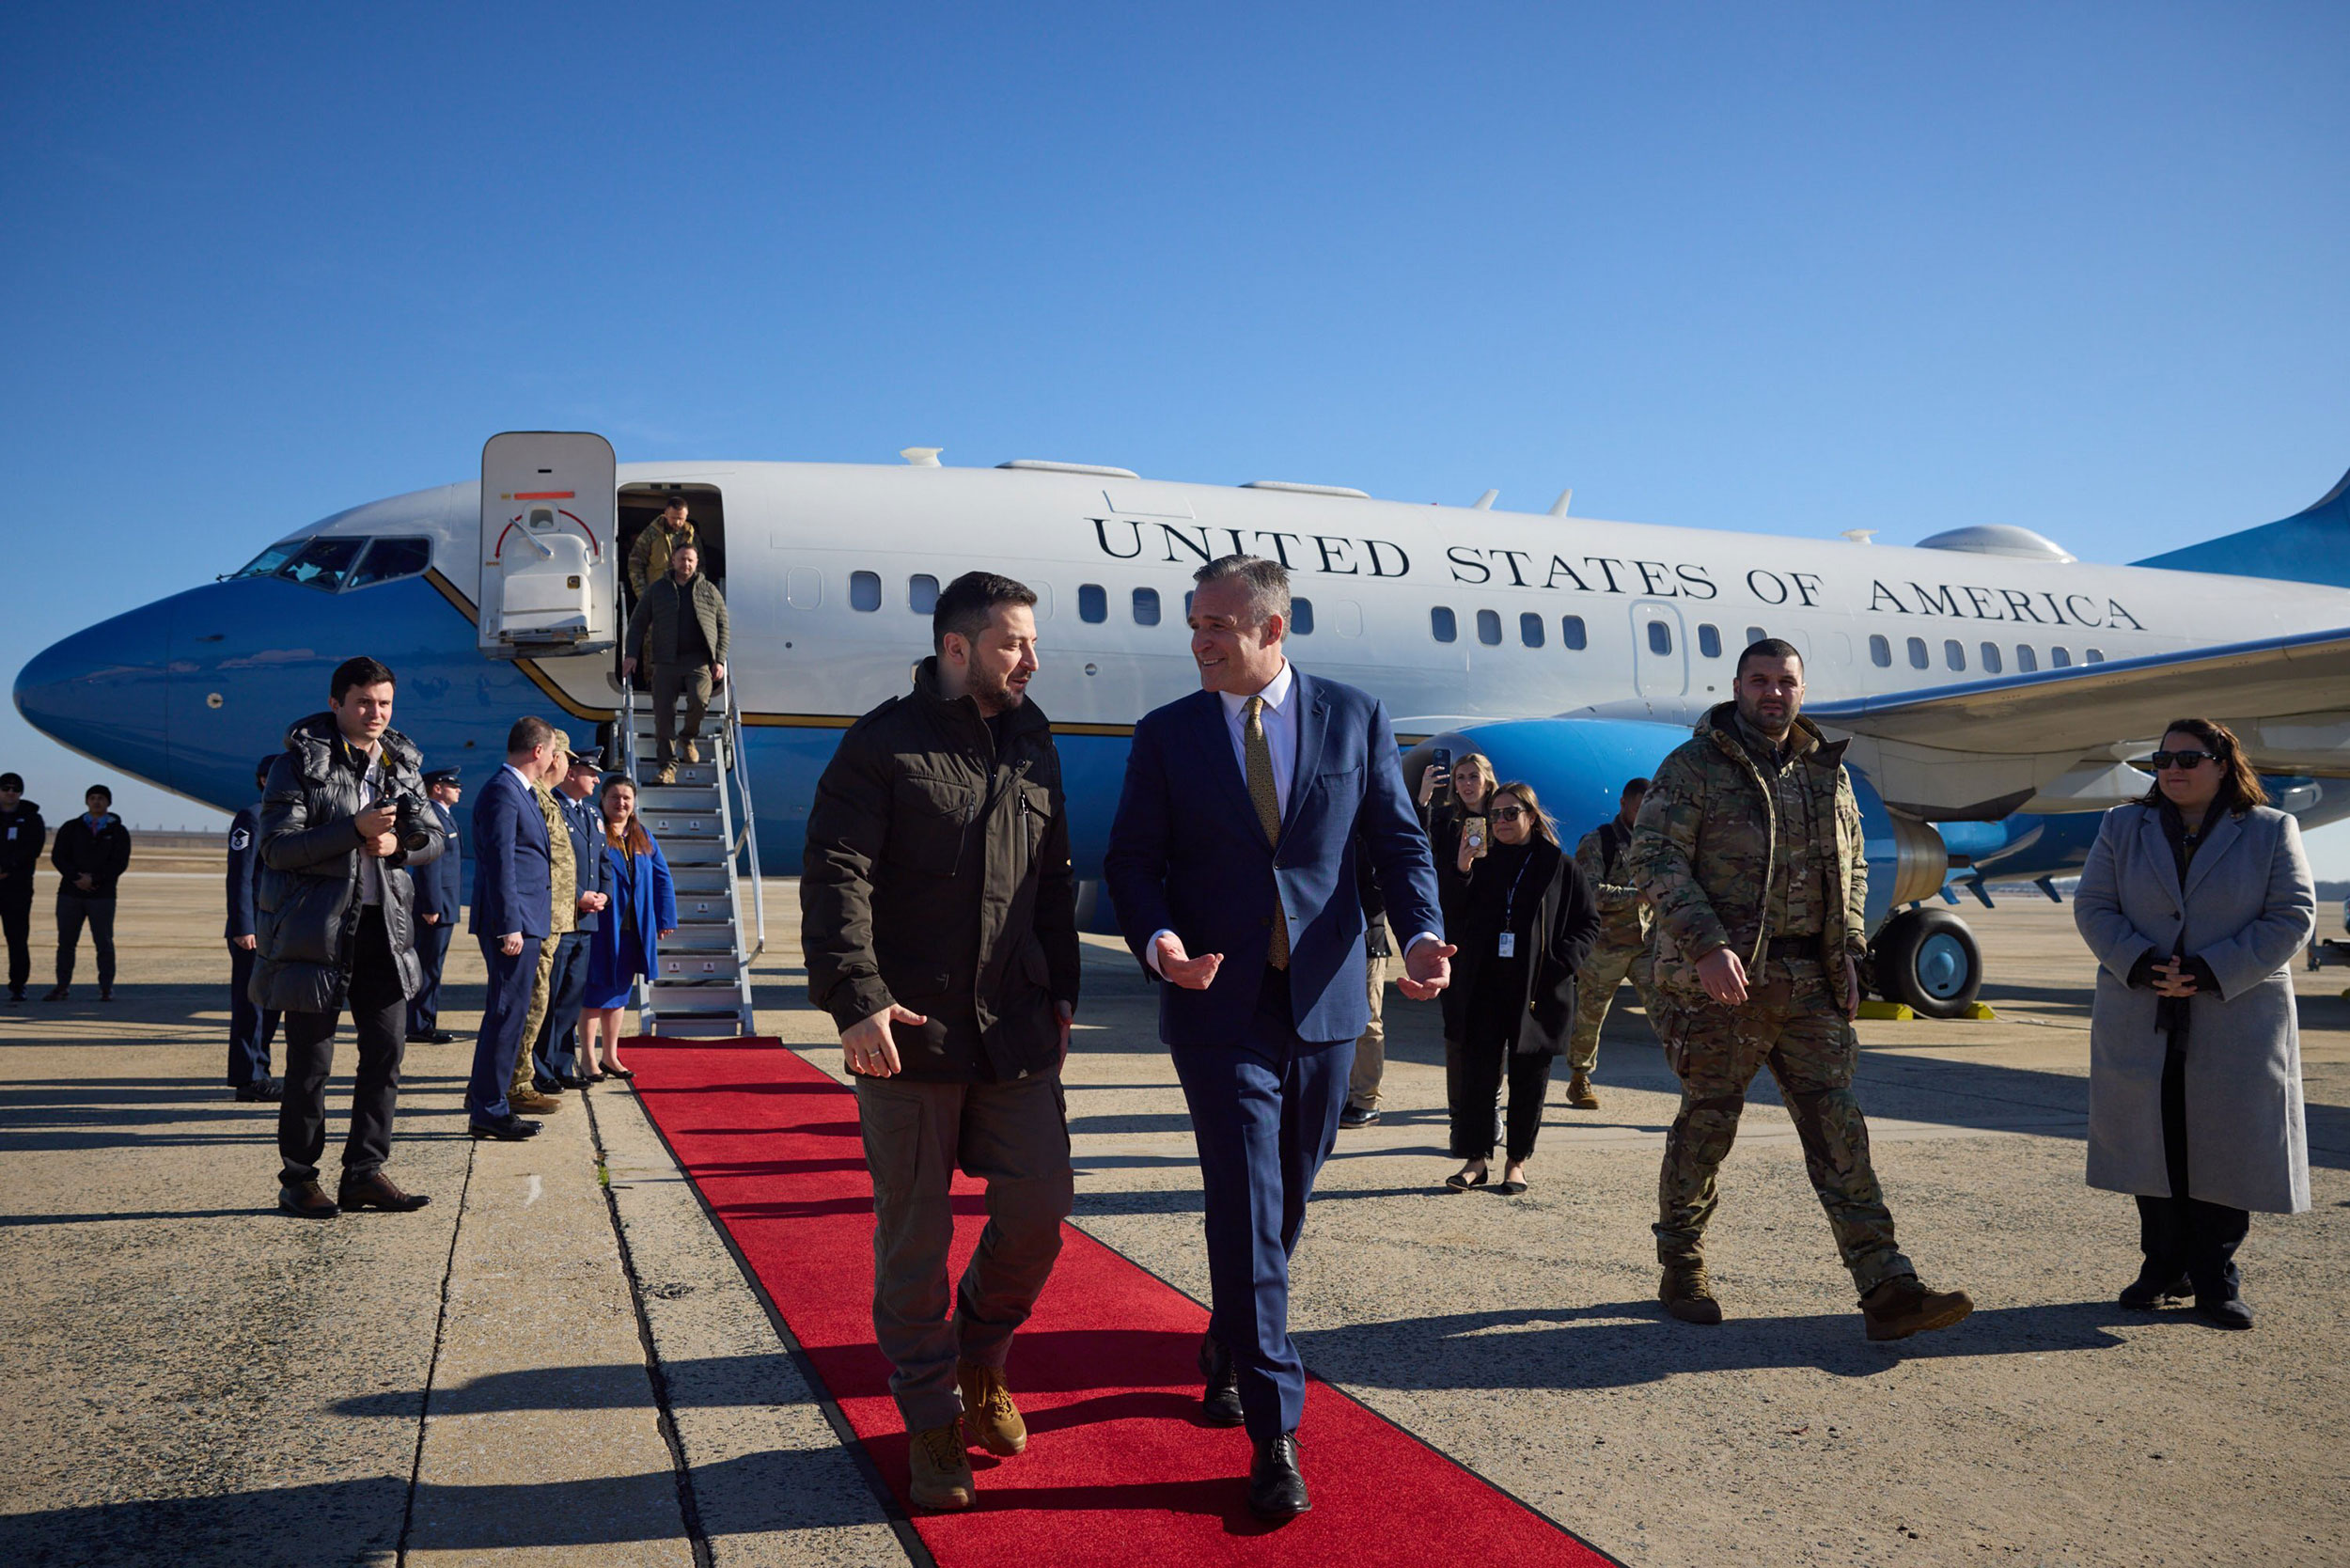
[1495,849,1536,959]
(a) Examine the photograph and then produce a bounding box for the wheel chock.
[1856,1000,1915,1021]
[1962,1001,1998,1021]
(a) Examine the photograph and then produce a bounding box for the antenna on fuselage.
[1472,489,1498,510]
[1841,529,1876,544]
[1548,488,1573,517]
[900,447,943,466]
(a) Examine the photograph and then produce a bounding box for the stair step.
[639,809,723,839]
[635,761,719,787]
[661,839,729,867]
[659,951,743,982]
[668,868,728,895]
[633,785,719,811]
[672,890,737,923]
[646,1013,752,1039]
[647,981,746,1010]
[666,922,737,950]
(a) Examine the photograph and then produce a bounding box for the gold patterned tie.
[1245,696,1289,969]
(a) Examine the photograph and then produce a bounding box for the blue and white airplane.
[17,439,2349,1014]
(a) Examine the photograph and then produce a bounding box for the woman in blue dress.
[581,775,676,1080]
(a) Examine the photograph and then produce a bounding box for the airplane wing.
[1806,624,2350,817]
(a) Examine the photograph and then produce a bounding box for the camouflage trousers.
[1651,960,1914,1297]
[1566,936,1653,1075]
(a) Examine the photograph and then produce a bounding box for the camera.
[391,796,431,855]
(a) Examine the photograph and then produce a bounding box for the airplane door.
[1631,601,1687,698]
[479,431,618,660]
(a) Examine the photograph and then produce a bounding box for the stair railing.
[723,673,767,960]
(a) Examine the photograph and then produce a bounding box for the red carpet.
[629,1038,1622,1567]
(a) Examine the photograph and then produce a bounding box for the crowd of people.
[796,556,2320,1525]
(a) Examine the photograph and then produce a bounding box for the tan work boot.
[957,1359,1027,1456]
[907,1418,974,1511]
[1566,1072,1600,1109]
[682,739,701,764]
[509,1088,564,1115]
[1660,1261,1724,1325]
[1860,1275,1974,1341]
[655,763,678,786]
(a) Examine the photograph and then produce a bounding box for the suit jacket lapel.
[1192,691,1269,852]
[1279,668,1330,843]
[2183,809,2242,901]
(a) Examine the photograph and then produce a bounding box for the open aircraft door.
[478,431,618,659]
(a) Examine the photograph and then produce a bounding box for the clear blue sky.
[4,4,2345,876]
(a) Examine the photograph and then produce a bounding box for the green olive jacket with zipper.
[799,659,1081,1082]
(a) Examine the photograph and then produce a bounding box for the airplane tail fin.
[2134,464,2350,588]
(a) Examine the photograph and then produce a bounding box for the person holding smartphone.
[1419,750,1495,1053]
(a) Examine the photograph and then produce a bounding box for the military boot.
[682,739,702,764]
[907,1418,974,1511]
[1659,1261,1723,1325]
[1860,1275,1974,1341]
[956,1359,1027,1456]
[1566,1072,1600,1109]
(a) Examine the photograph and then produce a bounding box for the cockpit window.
[347,537,432,589]
[274,536,368,592]
[232,541,304,579]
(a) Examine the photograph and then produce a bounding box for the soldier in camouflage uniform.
[1630,639,1972,1341]
[509,734,576,1118]
[1564,777,1656,1109]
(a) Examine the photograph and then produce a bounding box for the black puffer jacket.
[253,713,446,1013]
[801,658,1079,1082]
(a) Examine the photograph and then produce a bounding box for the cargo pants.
[1566,936,1653,1075]
[1652,958,1914,1297]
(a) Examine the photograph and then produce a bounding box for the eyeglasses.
[1492,806,1528,822]
[2150,750,2219,770]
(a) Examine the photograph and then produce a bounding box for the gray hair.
[1192,555,1292,630]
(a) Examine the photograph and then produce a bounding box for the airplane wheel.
[1872,907,1982,1019]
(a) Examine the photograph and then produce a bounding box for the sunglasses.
[2150,750,2219,770]
[1492,805,1529,822]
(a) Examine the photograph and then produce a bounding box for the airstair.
[617,677,767,1037]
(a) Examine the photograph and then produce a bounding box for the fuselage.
[19,460,2350,886]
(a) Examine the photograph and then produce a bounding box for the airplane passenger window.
[1980,642,2003,673]
[1747,626,1766,647]
[1431,606,1457,643]
[1906,636,1929,669]
[1520,612,1544,648]
[1291,597,1314,635]
[850,571,882,612]
[1945,639,1966,671]
[233,541,303,579]
[908,574,940,614]
[2050,647,2073,667]
[1647,620,1672,655]
[275,536,368,592]
[1077,584,1106,623]
[2085,648,2105,664]
[2016,644,2038,672]
[1869,635,1892,667]
[1476,609,1502,646]
[1560,615,1587,650]
[1134,588,1161,626]
[346,537,431,589]
[1698,623,1721,658]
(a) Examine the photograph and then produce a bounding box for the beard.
[969,663,1026,713]
[1736,689,1794,737]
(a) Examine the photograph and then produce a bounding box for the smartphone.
[1429,745,1453,799]
[1462,814,1488,858]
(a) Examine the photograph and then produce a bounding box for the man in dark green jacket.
[622,541,729,784]
[800,571,1079,1514]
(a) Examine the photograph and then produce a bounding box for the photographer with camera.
[255,656,447,1219]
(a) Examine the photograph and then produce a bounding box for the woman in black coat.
[1442,780,1601,1195]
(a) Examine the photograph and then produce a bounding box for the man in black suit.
[227,757,283,1101]
[408,768,463,1044]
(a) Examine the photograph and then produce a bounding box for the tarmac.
[1,856,2344,1567]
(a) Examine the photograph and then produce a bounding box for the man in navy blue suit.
[1104,555,1450,1519]
[407,768,463,1044]
[464,717,560,1139]
[226,756,283,1101]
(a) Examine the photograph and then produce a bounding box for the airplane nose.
[14,603,175,787]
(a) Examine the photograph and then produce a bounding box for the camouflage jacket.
[1628,702,1866,996]
[535,781,576,936]
[1574,818,1652,949]
[628,519,698,597]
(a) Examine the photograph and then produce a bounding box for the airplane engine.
[1404,716,1985,1019]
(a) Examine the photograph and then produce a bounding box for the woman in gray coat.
[2074,717,2315,1329]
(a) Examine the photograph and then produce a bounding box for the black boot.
[2119,1260,2190,1309]
[1248,1432,1309,1519]
[1198,1334,1244,1428]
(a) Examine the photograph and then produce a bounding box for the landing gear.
[1871,906,1982,1019]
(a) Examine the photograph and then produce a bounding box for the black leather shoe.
[558,1073,593,1090]
[234,1077,284,1104]
[1248,1432,1309,1519]
[2194,1294,2253,1330]
[1338,1103,1379,1128]
[1198,1334,1244,1428]
[469,1114,540,1140]
[2119,1262,2191,1309]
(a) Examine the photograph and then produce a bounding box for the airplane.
[16,436,2349,1018]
